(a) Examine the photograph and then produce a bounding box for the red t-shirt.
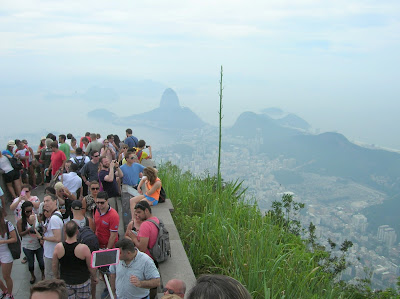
[50,150,66,175]
[138,216,159,259]
[94,206,119,248]
[79,136,92,149]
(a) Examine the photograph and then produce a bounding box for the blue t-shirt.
[120,163,145,186]
[124,136,138,148]
[1,150,13,157]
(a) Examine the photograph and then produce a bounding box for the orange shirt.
[145,178,161,200]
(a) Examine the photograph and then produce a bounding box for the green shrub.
[158,162,350,298]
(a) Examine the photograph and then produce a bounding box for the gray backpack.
[147,219,171,263]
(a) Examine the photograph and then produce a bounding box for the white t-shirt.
[12,196,40,222]
[43,211,64,258]
[59,172,82,195]
[0,221,15,253]
[0,156,13,173]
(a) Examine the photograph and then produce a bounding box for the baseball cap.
[71,200,82,210]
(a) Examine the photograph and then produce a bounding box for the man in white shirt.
[59,163,82,197]
[36,193,63,280]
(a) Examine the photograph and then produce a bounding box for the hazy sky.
[1,1,400,149]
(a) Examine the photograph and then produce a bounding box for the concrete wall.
[152,198,197,297]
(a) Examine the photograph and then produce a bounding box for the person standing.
[80,151,100,197]
[10,184,40,223]
[0,207,17,299]
[98,157,123,211]
[0,151,21,200]
[39,138,53,187]
[46,141,67,179]
[109,238,160,299]
[52,221,98,298]
[35,194,63,280]
[93,191,119,249]
[124,128,139,148]
[100,140,116,162]
[119,153,144,230]
[17,201,44,284]
[58,135,70,160]
[85,134,103,155]
[82,181,100,219]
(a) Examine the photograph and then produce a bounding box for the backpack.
[77,218,99,253]
[7,156,23,172]
[136,149,143,161]
[5,221,21,260]
[158,186,166,203]
[147,219,171,263]
[73,156,87,176]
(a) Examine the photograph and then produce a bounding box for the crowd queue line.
[0,129,252,299]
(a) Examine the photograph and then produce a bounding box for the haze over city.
[1,0,400,149]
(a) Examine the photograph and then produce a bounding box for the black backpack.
[158,186,166,203]
[77,218,99,253]
[147,219,171,263]
[5,221,21,260]
[74,156,87,175]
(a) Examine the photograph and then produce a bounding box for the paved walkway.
[0,186,107,299]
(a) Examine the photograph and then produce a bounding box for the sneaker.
[5,294,14,299]
[0,291,5,299]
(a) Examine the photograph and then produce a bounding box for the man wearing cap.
[71,200,95,230]
[93,191,119,249]
[3,140,17,157]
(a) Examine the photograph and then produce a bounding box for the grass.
[158,162,350,299]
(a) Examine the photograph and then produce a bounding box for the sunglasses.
[163,288,182,295]
[93,155,100,158]
[96,201,106,205]
[129,157,135,160]
[25,210,33,214]
[91,187,100,190]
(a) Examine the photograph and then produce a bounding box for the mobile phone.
[131,229,138,236]
[91,248,120,268]
[21,190,26,196]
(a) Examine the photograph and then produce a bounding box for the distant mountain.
[88,88,206,130]
[228,111,400,194]
[276,113,310,131]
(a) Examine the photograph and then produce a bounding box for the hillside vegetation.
[159,162,351,298]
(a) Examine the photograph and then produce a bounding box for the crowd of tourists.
[0,129,252,299]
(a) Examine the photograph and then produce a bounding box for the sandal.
[21,257,28,264]
[30,276,36,284]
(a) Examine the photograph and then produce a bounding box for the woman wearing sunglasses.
[17,201,44,284]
